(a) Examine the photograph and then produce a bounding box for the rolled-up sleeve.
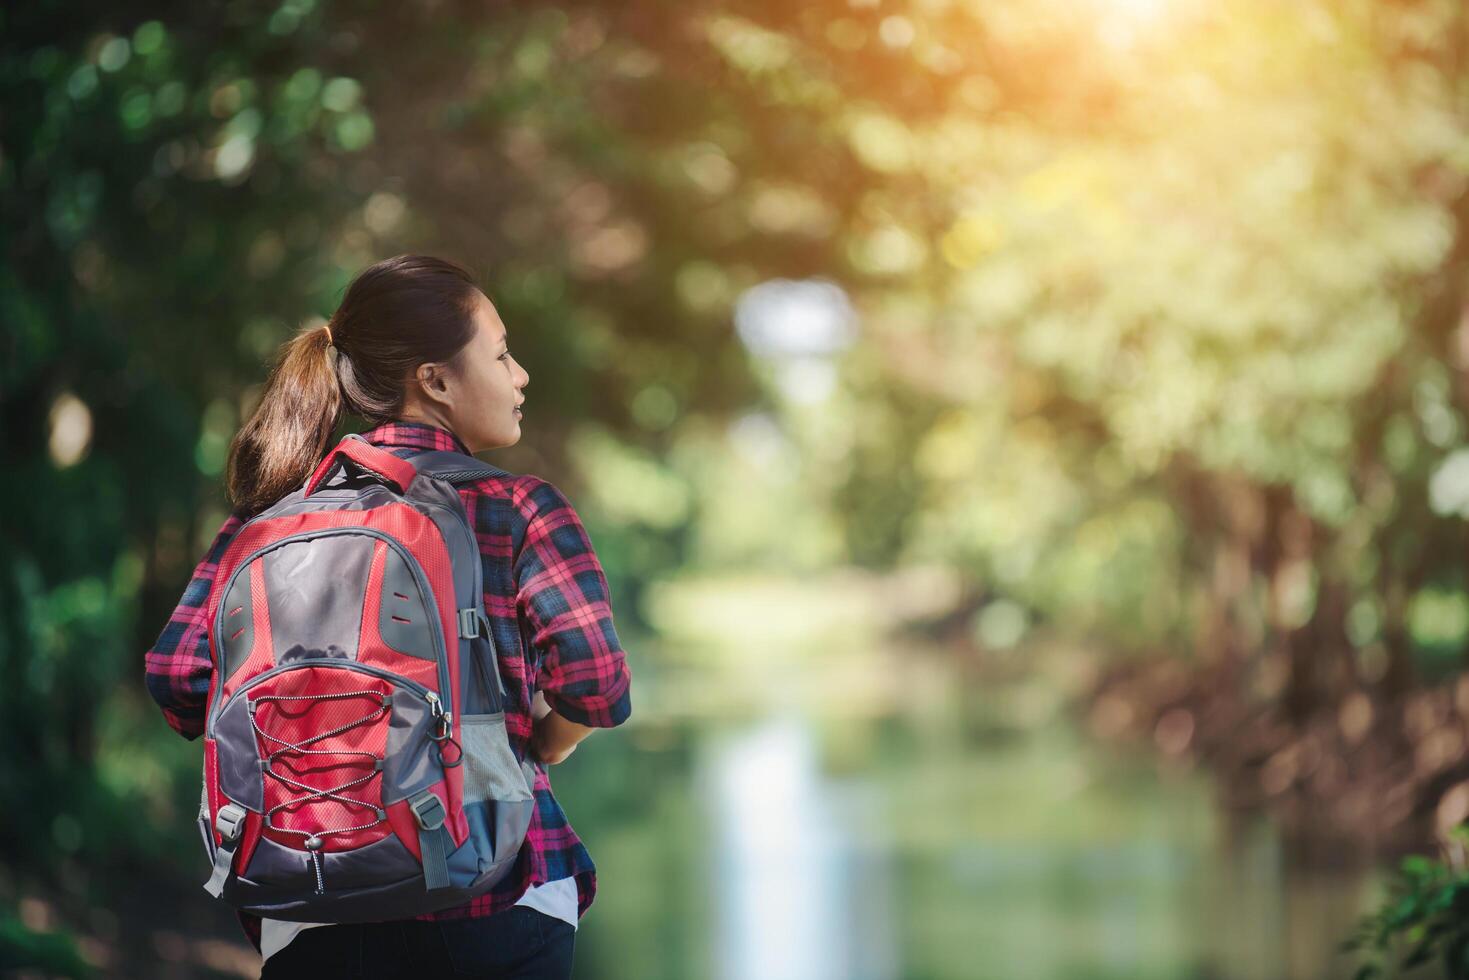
[144,512,243,740]
[513,477,632,728]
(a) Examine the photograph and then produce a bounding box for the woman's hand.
[529,691,596,765]
[531,690,553,723]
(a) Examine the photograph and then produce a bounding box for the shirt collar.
[361,419,474,456]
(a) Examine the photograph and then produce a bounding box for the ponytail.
[224,254,482,516]
[226,322,342,516]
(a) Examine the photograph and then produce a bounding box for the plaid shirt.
[143,420,633,951]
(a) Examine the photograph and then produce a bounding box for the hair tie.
[323,324,334,346]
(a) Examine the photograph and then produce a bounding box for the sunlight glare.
[1088,0,1173,49]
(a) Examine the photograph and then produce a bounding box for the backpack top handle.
[304,433,419,496]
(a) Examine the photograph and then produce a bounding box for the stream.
[553,684,1396,980]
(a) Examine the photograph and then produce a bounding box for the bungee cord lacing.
[248,688,391,893]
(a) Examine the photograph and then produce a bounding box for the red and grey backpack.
[196,433,533,922]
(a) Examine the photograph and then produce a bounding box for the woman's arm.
[529,691,597,764]
[513,477,633,765]
[143,512,245,739]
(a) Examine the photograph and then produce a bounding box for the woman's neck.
[397,407,454,432]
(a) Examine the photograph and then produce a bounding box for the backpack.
[195,433,535,922]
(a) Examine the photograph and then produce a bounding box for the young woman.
[144,254,633,978]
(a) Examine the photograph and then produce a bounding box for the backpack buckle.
[215,802,247,843]
[409,791,446,831]
[457,608,480,639]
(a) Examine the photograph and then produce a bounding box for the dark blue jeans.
[259,907,575,979]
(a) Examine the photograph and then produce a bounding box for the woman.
[144,254,633,978]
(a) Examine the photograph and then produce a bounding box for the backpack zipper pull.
[426,691,450,730]
[305,836,326,894]
[424,690,461,767]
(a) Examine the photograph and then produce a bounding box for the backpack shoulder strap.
[407,450,515,486]
[407,448,514,706]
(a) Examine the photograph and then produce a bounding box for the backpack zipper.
[206,656,439,739]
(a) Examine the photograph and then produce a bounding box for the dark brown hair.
[226,254,482,516]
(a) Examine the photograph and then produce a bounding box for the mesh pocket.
[460,713,535,805]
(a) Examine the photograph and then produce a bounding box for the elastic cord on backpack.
[249,689,392,857]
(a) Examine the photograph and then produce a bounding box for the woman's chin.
[466,426,520,453]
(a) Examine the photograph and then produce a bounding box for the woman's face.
[409,291,529,453]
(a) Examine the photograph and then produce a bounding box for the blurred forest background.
[5,0,1469,977]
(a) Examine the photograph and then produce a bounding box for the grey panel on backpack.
[240,830,421,890]
[381,693,438,804]
[490,792,534,865]
[461,794,534,882]
[261,484,403,519]
[263,535,373,663]
[461,634,503,716]
[220,569,254,682]
[379,549,435,661]
[214,697,264,812]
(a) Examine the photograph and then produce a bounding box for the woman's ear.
[415,361,453,407]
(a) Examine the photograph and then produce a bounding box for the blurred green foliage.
[1344,832,1469,979]
[0,905,93,977]
[5,0,1469,973]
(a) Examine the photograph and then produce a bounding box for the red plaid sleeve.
[512,477,633,728]
[144,512,245,740]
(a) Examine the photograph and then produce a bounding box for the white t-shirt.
[259,877,580,962]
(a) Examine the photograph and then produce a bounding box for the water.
[703,714,898,980]
[550,694,1395,980]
